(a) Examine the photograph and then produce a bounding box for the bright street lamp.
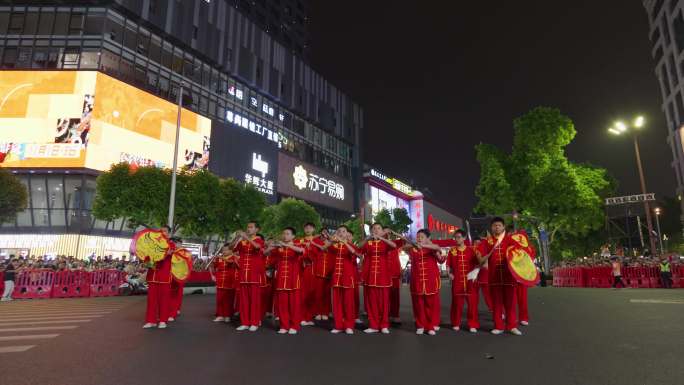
[607,115,658,256]
[654,207,664,254]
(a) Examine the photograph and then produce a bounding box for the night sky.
[307,0,675,217]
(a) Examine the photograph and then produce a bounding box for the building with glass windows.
[0,0,363,258]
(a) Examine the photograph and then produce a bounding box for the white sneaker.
[275,317,280,321]
[315,315,322,321]
[364,328,379,334]
[213,317,225,322]
[415,328,425,335]
[510,328,523,336]
[427,330,436,336]
[355,318,363,324]
[236,325,249,331]
[288,328,298,335]
[167,317,175,322]
[330,329,342,334]
[306,321,315,326]
[469,328,477,333]
[491,329,503,335]
[142,323,157,329]
[157,322,167,329]
[248,325,259,332]
[381,328,390,334]
[277,329,288,334]
[433,326,440,331]
[224,317,231,323]
[452,326,460,331]
[321,315,329,321]
[520,321,529,326]
[345,328,354,335]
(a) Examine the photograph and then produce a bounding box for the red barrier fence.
[552,265,684,288]
[0,269,125,299]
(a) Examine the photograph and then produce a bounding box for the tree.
[372,208,413,234]
[260,198,321,239]
[474,107,616,261]
[0,167,28,224]
[174,169,222,239]
[235,184,267,229]
[343,216,366,244]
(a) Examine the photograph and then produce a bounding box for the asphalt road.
[0,286,683,385]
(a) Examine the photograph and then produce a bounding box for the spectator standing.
[660,257,672,289]
[611,257,625,289]
[2,259,17,301]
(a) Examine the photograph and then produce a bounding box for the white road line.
[0,334,59,341]
[630,299,684,304]
[0,326,78,332]
[0,320,92,326]
[0,306,125,311]
[0,311,113,317]
[0,315,104,321]
[0,345,35,353]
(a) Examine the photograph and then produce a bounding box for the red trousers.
[275,290,302,330]
[490,284,517,330]
[411,293,440,331]
[389,278,400,318]
[216,288,236,317]
[145,283,171,324]
[480,284,493,311]
[301,269,316,321]
[516,284,529,322]
[313,277,332,316]
[261,285,274,317]
[365,286,390,329]
[169,282,184,317]
[355,285,361,319]
[450,291,480,329]
[332,287,356,330]
[239,283,262,327]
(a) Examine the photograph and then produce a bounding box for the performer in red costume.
[401,229,445,335]
[447,229,480,333]
[210,244,238,323]
[264,227,306,335]
[516,284,530,326]
[385,226,403,325]
[167,236,185,322]
[299,223,325,326]
[359,223,397,334]
[473,237,493,312]
[312,229,333,321]
[233,221,266,332]
[260,234,274,321]
[476,217,523,336]
[143,226,175,329]
[325,225,361,335]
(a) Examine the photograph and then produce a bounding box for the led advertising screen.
[209,121,279,203]
[277,152,354,212]
[0,71,211,171]
[369,185,410,218]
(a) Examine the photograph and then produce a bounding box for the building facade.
[0,0,363,258]
[643,0,684,218]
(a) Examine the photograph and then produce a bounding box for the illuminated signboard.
[245,152,275,195]
[369,168,414,196]
[278,153,353,212]
[0,71,211,171]
[226,109,286,148]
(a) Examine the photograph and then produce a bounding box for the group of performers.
[141,217,535,336]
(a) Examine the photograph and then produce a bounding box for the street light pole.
[167,83,183,231]
[654,208,664,254]
[631,133,658,256]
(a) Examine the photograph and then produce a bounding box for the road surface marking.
[0,315,104,321]
[0,311,113,317]
[0,334,60,341]
[0,326,78,332]
[629,299,684,304]
[0,345,35,353]
[0,320,93,326]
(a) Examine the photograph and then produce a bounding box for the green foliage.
[343,216,366,244]
[372,208,413,234]
[174,169,222,238]
[260,198,320,239]
[0,167,28,224]
[236,184,267,228]
[474,107,616,259]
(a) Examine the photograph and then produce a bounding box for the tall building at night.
[643,0,684,217]
[0,0,362,258]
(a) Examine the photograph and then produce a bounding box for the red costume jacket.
[213,257,238,289]
[409,247,444,295]
[233,237,266,285]
[146,240,175,284]
[269,243,304,290]
[477,233,516,286]
[329,242,357,288]
[447,245,478,295]
[361,240,393,287]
